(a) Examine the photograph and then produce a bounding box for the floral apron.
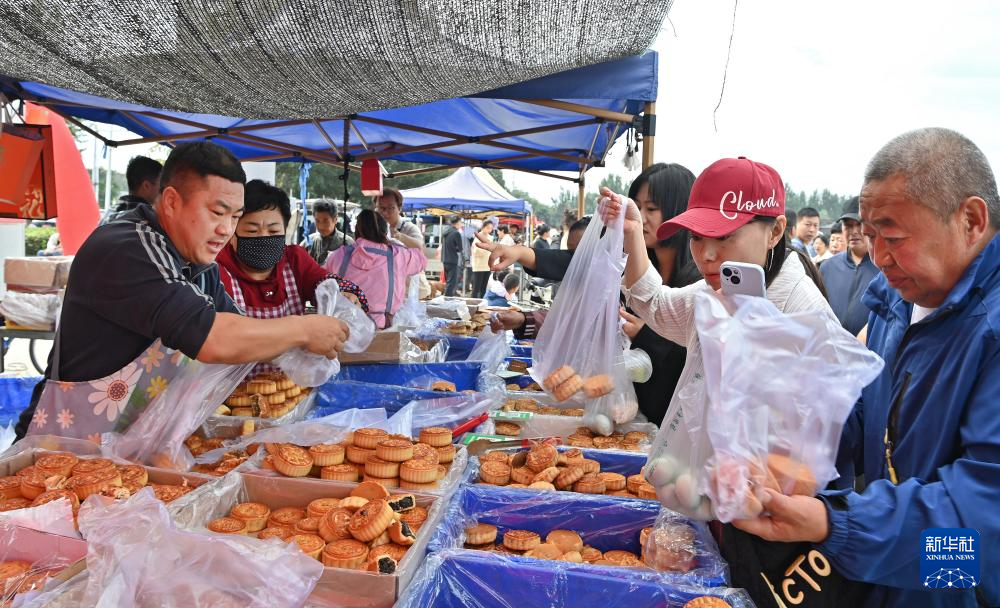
[223,264,304,374]
[27,336,189,442]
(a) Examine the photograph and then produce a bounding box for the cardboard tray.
[0,525,89,599]
[339,332,447,365]
[173,473,446,608]
[0,447,215,511]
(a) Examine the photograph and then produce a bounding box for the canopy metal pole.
[577,175,585,218]
[642,102,656,169]
[103,136,113,210]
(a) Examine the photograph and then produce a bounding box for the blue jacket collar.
[864,233,1000,323]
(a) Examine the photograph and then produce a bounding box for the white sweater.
[622,252,835,349]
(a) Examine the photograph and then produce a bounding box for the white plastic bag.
[76,489,322,607]
[644,291,884,522]
[529,206,637,435]
[105,361,253,470]
[0,498,79,540]
[389,276,426,330]
[466,325,511,372]
[0,291,60,328]
[194,408,391,465]
[275,280,376,387]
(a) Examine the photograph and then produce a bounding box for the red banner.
[0,125,49,219]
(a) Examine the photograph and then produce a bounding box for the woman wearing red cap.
[603,156,829,318]
[603,157,838,604]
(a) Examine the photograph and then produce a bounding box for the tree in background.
[784,183,855,224]
[531,173,627,226]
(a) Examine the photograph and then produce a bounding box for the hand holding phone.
[720,261,766,298]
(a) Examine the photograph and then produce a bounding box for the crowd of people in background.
[19,123,1000,606]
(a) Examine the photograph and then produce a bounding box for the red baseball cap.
[656,157,785,240]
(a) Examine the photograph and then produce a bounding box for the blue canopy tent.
[0,52,658,211]
[400,167,531,217]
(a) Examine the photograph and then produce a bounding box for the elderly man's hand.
[731,489,830,544]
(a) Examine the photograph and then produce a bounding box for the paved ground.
[1,335,49,377]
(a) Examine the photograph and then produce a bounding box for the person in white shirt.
[602,156,835,603]
[497,224,515,247]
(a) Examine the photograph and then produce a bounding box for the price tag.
[490,411,532,421]
[460,433,506,445]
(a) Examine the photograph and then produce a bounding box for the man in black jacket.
[98,156,162,226]
[441,216,465,296]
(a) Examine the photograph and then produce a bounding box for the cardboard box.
[339,332,446,365]
[340,331,406,364]
[426,296,484,321]
[0,525,89,591]
[0,449,214,498]
[177,473,444,608]
[4,256,72,289]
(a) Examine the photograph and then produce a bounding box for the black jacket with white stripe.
[15,203,239,438]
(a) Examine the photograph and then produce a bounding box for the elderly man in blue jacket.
[734,127,1000,607]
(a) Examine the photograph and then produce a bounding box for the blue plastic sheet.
[510,345,532,358]
[427,484,729,588]
[445,339,531,361]
[335,362,483,391]
[312,381,447,417]
[0,375,40,426]
[397,549,755,608]
[444,336,478,361]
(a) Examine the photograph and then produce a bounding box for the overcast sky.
[83,0,999,208]
[508,0,1000,204]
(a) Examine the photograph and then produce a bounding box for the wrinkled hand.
[475,232,520,271]
[731,489,829,544]
[598,186,643,237]
[302,316,349,359]
[619,308,645,339]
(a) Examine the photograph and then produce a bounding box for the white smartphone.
[720,261,766,298]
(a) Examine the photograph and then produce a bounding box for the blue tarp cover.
[0,53,657,173]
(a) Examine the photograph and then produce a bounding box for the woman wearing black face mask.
[216,180,368,371]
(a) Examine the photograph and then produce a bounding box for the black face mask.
[235,235,285,270]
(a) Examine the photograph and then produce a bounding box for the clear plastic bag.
[529,209,638,435]
[390,393,498,438]
[75,488,322,607]
[105,361,254,471]
[426,297,471,321]
[193,408,390,465]
[275,280,377,387]
[466,326,511,372]
[644,291,885,522]
[389,276,427,331]
[168,471,449,608]
[396,548,756,608]
[0,497,79,540]
[0,520,88,606]
[424,483,730,588]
